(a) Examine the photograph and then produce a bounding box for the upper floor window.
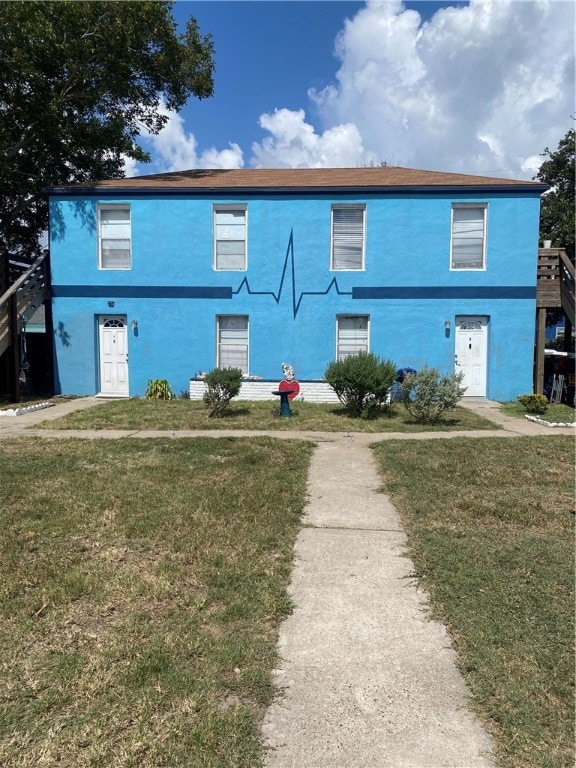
[451,205,487,270]
[331,205,365,270]
[336,314,369,360]
[214,206,247,270]
[217,315,249,373]
[98,205,131,270]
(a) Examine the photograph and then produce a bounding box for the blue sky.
[129,0,575,179]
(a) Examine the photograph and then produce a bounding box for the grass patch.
[372,436,575,768]
[500,401,575,424]
[38,397,498,433]
[0,437,313,767]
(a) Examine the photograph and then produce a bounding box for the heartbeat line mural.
[231,229,352,319]
[52,228,532,310]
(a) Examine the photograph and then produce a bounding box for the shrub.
[324,352,397,419]
[145,378,173,400]
[401,367,466,423]
[202,367,243,417]
[517,393,549,414]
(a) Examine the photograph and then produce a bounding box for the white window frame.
[450,204,487,270]
[217,315,249,374]
[336,314,370,360]
[331,205,366,271]
[98,204,131,270]
[213,205,247,271]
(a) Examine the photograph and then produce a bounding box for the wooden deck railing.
[0,252,50,359]
[536,248,575,325]
[535,248,575,394]
[559,249,575,326]
[0,255,32,295]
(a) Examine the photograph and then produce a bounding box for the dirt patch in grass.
[0,437,313,767]
[372,436,575,768]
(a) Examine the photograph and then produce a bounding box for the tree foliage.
[0,0,214,260]
[535,127,575,260]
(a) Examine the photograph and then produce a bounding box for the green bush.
[202,367,243,417]
[401,367,466,423]
[324,352,397,419]
[517,393,549,414]
[145,378,173,400]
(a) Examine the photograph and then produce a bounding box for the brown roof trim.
[45,166,548,194]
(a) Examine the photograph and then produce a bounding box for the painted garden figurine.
[279,362,300,400]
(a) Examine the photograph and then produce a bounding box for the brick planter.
[190,379,339,403]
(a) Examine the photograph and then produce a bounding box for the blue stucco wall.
[49,190,541,401]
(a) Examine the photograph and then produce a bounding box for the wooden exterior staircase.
[535,247,575,393]
[0,252,50,399]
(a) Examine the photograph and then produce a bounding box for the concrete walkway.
[261,437,496,767]
[1,397,573,767]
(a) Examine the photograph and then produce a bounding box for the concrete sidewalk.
[261,438,496,768]
[0,396,105,437]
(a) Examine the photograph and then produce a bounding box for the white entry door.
[98,316,129,396]
[455,316,488,397]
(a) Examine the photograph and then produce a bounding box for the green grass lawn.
[38,397,498,433]
[4,411,572,767]
[500,401,575,424]
[0,437,313,768]
[372,435,575,768]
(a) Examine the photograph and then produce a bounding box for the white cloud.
[251,0,575,177]
[135,102,244,173]
[121,154,139,177]
[521,154,544,175]
[251,109,368,168]
[128,2,573,178]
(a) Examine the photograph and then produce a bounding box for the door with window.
[455,316,488,397]
[98,316,129,396]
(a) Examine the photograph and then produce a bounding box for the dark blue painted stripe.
[52,285,232,299]
[51,284,536,302]
[352,286,536,299]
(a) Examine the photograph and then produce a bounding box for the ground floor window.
[217,315,249,373]
[336,315,369,360]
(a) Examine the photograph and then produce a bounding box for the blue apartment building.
[46,167,546,401]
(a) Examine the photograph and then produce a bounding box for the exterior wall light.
[444,319,451,331]
[131,319,138,330]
